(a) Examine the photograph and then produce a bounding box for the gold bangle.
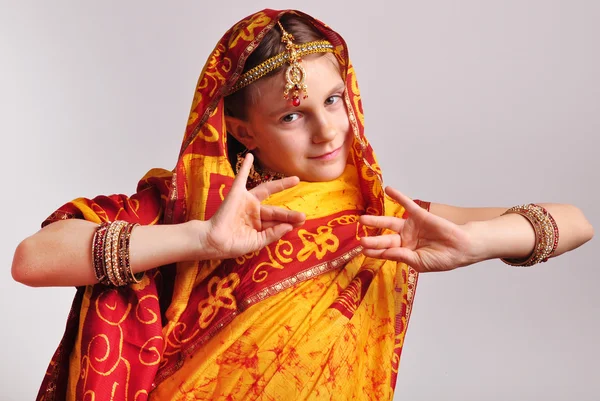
[501,204,558,267]
[104,221,128,286]
[119,223,143,284]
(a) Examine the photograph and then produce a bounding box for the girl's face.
[226,54,352,182]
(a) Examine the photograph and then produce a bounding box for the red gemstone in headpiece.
[292,97,300,107]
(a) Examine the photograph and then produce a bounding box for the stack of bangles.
[501,204,560,266]
[92,220,144,286]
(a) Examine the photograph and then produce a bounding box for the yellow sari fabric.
[150,171,414,401]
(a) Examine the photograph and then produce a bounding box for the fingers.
[361,247,419,266]
[260,205,306,226]
[231,153,254,192]
[260,224,294,247]
[360,233,401,250]
[251,176,300,201]
[384,186,422,216]
[246,205,263,232]
[231,153,300,202]
[359,215,405,233]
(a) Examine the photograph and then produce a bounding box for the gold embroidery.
[327,214,359,227]
[139,336,163,366]
[197,273,241,329]
[274,238,293,263]
[241,246,363,309]
[228,12,271,48]
[297,226,339,262]
[86,332,121,376]
[336,279,363,314]
[405,267,418,321]
[252,240,293,282]
[391,321,407,374]
[198,122,220,142]
[235,250,260,265]
[135,295,159,325]
[164,322,199,354]
[361,163,383,196]
[95,290,132,326]
[110,381,118,400]
[348,64,364,126]
[131,273,151,291]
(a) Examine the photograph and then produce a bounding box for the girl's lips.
[311,146,342,160]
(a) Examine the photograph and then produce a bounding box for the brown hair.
[224,14,326,120]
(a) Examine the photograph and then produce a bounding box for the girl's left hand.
[359,187,474,272]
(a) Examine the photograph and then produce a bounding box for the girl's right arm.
[12,154,306,288]
[12,219,204,287]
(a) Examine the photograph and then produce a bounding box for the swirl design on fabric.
[252,240,293,282]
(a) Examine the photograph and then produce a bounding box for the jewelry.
[118,222,143,284]
[228,24,334,102]
[501,204,559,266]
[92,222,111,285]
[92,220,143,286]
[235,150,285,189]
[279,21,308,107]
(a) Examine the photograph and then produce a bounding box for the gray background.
[1,1,598,400]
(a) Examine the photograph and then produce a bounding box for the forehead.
[246,53,344,108]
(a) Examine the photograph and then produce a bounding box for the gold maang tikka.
[278,21,306,107]
[228,21,335,105]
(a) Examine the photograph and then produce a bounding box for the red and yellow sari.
[37,9,422,401]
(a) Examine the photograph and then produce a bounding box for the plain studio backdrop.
[1,1,598,400]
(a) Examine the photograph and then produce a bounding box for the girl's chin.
[300,165,347,183]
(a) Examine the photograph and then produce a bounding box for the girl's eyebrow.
[268,81,347,117]
[329,82,346,94]
[269,104,295,118]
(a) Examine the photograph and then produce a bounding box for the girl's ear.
[225,116,257,150]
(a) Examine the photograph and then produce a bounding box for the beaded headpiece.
[228,21,334,106]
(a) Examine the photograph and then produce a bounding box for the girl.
[12,9,593,401]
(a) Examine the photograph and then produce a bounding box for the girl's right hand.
[197,153,305,260]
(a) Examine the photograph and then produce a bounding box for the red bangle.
[92,222,111,285]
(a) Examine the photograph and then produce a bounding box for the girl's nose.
[312,116,337,144]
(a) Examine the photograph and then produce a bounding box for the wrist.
[184,219,214,261]
[462,214,537,264]
[461,220,496,264]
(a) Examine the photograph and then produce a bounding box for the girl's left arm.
[429,202,594,260]
[360,187,594,272]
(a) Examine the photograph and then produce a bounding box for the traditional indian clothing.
[36,9,424,401]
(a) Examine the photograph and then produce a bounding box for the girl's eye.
[325,95,341,106]
[281,113,299,123]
